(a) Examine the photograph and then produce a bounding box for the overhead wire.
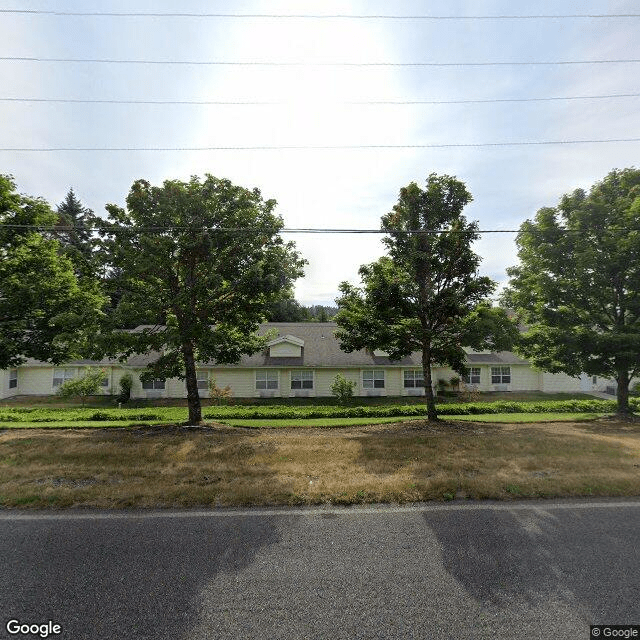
[1,93,639,105]
[2,138,640,152]
[2,56,640,66]
[1,10,639,19]
[4,225,640,235]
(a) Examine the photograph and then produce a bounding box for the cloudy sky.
[1,0,639,305]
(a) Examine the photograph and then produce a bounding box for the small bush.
[330,374,356,404]
[56,368,107,407]
[117,374,133,404]
[90,411,112,421]
[209,377,233,405]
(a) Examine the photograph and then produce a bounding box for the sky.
[1,0,639,306]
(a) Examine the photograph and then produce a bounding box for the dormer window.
[267,335,304,357]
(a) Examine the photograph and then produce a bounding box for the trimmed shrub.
[330,374,357,404]
[117,374,133,404]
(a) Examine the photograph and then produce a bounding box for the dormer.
[267,335,304,357]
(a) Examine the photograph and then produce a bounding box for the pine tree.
[55,188,97,277]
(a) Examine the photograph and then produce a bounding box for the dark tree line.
[2,168,639,421]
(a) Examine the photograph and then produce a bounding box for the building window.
[491,366,511,384]
[9,369,17,389]
[183,371,210,389]
[291,370,313,389]
[464,368,481,384]
[142,378,165,390]
[53,368,75,387]
[197,370,209,390]
[256,371,278,390]
[101,374,109,387]
[592,376,598,385]
[403,369,424,388]
[363,370,385,389]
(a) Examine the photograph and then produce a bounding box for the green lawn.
[446,412,605,423]
[0,413,607,429]
[223,416,426,428]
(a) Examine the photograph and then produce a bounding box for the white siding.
[16,367,59,395]
[212,369,261,399]
[0,370,9,399]
[315,369,360,398]
[269,342,302,357]
[541,372,582,393]
[509,365,541,391]
[385,369,402,396]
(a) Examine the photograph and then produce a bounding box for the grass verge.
[0,413,605,429]
[445,412,605,423]
[1,418,639,508]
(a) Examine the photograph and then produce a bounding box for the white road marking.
[0,499,639,520]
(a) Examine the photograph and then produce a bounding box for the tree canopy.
[335,173,517,420]
[502,167,640,415]
[98,175,306,424]
[54,188,98,277]
[0,175,106,368]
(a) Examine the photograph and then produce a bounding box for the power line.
[5,225,640,235]
[2,138,640,152]
[2,92,640,105]
[1,9,638,19]
[2,56,640,67]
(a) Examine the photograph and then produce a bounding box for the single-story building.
[0,322,623,400]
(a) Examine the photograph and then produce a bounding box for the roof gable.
[267,334,304,358]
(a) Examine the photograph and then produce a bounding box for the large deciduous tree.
[335,173,517,420]
[502,167,640,416]
[98,175,306,424]
[0,175,106,368]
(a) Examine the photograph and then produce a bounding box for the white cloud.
[1,0,639,306]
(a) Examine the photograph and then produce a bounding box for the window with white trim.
[491,366,511,384]
[256,370,278,390]
[291,370,313,389]
[363,369,385,389]
[464,367,481,384]
[197,370,209,390]
[101,374,109,387]
[9,368,17,389]
[142,378,165,390]
[403,369,424,388]
[184,371,210,389]
[53,368,75,387]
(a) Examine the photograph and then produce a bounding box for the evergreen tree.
[0,176,106,367]
[55,188,98,277]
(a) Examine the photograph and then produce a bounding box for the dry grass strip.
[1,419,639,509]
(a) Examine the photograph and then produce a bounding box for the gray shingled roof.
[19,322,530,368]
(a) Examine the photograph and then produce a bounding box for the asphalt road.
[1,500,639,640]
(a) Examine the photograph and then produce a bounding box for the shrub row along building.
[0,322,618,400]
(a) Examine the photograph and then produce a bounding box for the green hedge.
[0,398,637,424]
[202,398,636,419]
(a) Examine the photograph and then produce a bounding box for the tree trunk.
[615,369,632,416]
[422,345,438,421]
[183,341,202,424]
